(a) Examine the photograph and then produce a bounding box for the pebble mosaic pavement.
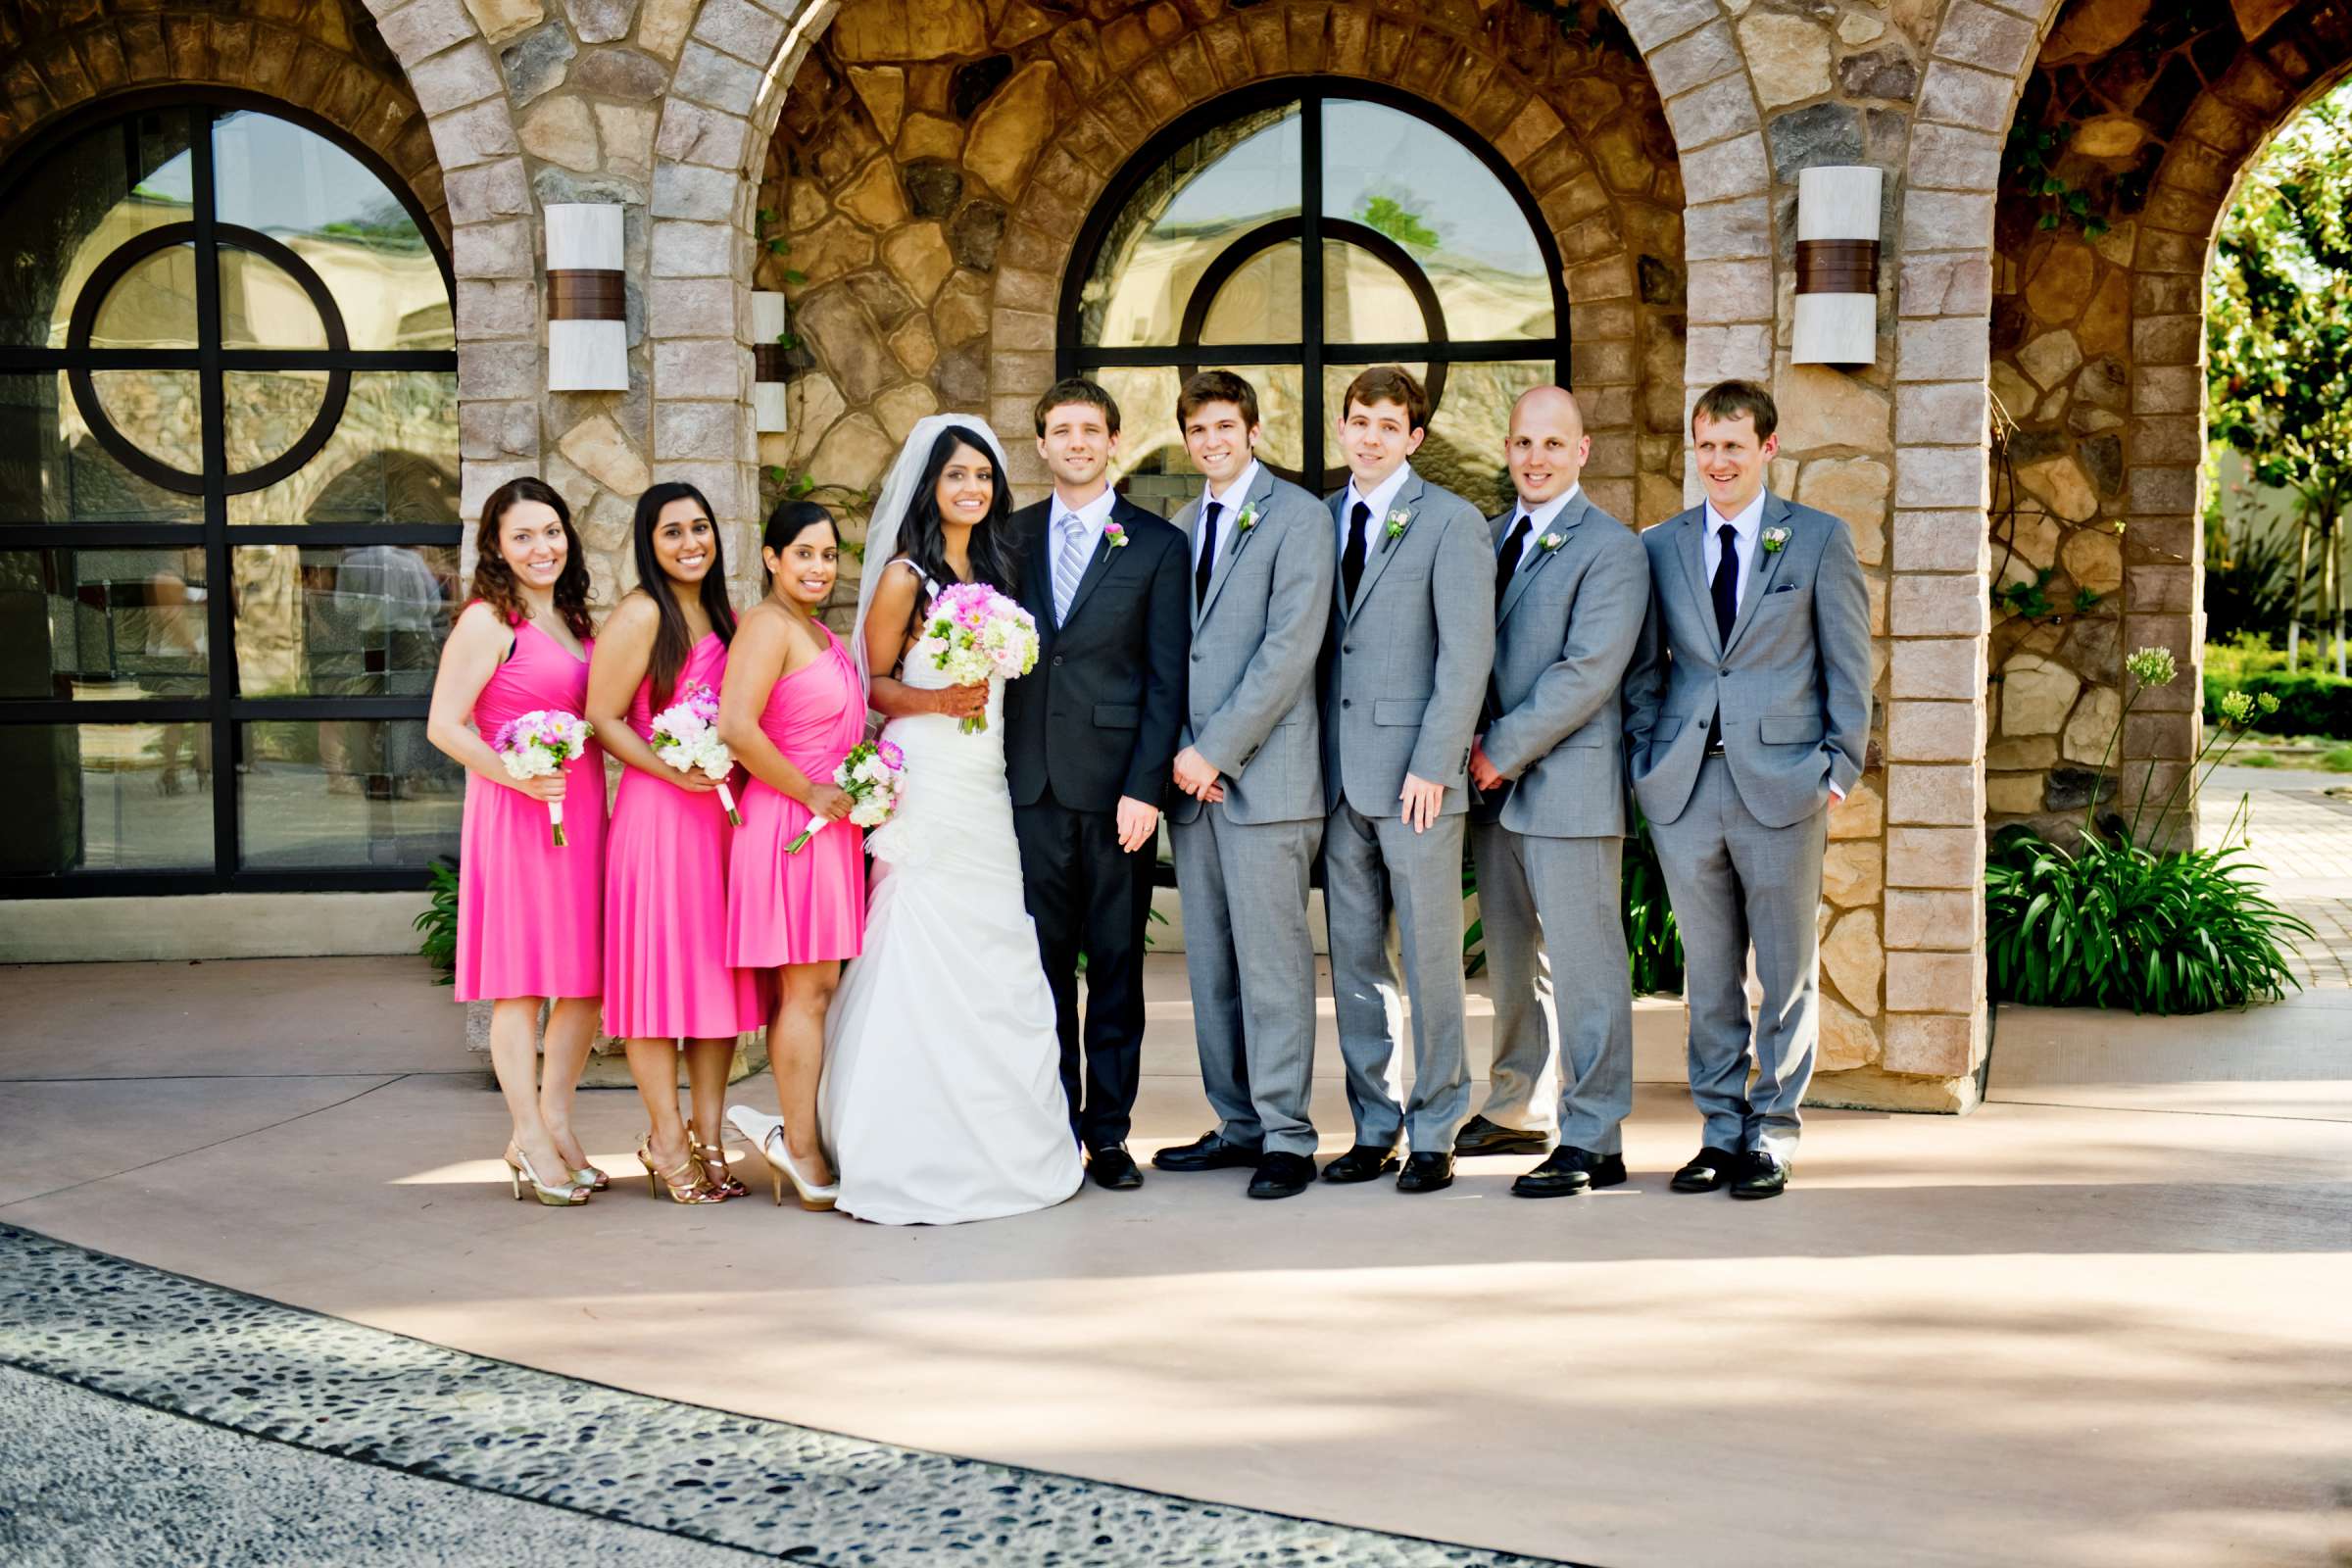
[0,1224,1590,1568]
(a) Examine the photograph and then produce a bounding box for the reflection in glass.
[1323,238,1434,345]
[1323,100,1552,341]
[219,248,329,350]
[3,108,196,349]
[238,719,461,869]
[222,368,328,477]
[213,111,452,353]
[1200,242,1301,345]
[1080,101,1301,347]
[228,372,460,525]
[0,373,204,523]
[89,244,201,350]
[1098,365,1305,509]
[91,368,204,474]
[0,721,217,875]
[231,544,458,698]
[0,547,210,701]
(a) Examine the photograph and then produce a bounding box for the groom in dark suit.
[1005,378,1191,1191]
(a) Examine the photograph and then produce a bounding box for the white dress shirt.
[1193,459,1261,575]
[1699,488,1768,612]
[1496,483,1582,572]
[1339,463,1415,560]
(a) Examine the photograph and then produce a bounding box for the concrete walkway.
[1,948,2346,1568]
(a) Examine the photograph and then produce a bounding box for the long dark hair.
[630,480,737,711]
[760,500,839,592]
[471,477,593,640]
[896,424,1017,635]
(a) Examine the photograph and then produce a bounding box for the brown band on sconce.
[1795,238,1880,295]
[753,344,790,382]
[547,269,626,321]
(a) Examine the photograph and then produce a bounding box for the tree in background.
[2208,80,2352,676]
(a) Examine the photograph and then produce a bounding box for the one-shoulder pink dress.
[603,633,767,1040]
[724,621,866,967]
[455,614,605,1004]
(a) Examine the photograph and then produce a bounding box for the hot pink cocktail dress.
[603,633,766,1040]
[725,621,866,967]
[455,614,605,1004]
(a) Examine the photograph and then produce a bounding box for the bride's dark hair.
[895,424,1016,633]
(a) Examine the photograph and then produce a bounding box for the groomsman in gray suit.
[1318,366,1495,1195]
[1624,379,1871,1200]
[1458,386,1650,1197]
[1154,370,1338,1201]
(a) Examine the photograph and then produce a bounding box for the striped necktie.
[1052,510,1090,625]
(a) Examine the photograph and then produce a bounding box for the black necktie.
[1707,522,1738,751]
[1343,500,1370,605]
[1195,500,1221,610]
[1494,513,1531,599]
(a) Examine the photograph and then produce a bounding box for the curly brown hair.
[470,477,594,640]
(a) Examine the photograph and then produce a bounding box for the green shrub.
[2202,668,2352,739]
[2323,745,2352,772]
[415,857,458,985]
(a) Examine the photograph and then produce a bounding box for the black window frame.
[0,88,462,898]
[1057,78,1572,492]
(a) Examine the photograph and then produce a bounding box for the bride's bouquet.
[787,738,906,853]
[922,581,1039,734]
[493,709,594,846]
[647,680,741,825]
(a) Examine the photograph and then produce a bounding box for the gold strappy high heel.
[506,1146,588,1206]
[637,1134,725,1204]
[689,1128,748,1200]
[570,1163,611,1192]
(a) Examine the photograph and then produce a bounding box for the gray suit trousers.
[1322,800,1470,1152]
[1647,755,1827,1161]
[1471,825,1633,1152]
[1170,808,1322,1158]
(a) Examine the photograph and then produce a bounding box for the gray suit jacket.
[1320,469,1495,818]
[1623,492,1872,830]
[1478,491,1649,839]
[1168,465,1336,827]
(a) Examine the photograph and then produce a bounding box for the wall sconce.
[1792,167,1883,367]
[546,203,627,392]
[753,290,789,433]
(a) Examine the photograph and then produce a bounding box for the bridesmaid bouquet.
[648,681,742,825]
[923,582,1039,734]
[787,738,906,853]
[494,710,594,846]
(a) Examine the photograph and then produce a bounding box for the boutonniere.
[1761,525,1790,555]
[1382,507,1412,551]
[1234,503,1259,533]
[1539,532,1564,553]
[1102,522,1127,549]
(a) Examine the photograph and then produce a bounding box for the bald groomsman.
[1623,379,1871,1200]
[1459,386,1650,1196]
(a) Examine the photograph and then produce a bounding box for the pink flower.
[877,739,905,768]
[1103,522,1128,548]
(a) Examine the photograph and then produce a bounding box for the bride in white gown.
[814,416,1083,1224]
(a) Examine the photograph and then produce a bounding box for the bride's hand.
[930,682,988,720]
[804,783,854,821]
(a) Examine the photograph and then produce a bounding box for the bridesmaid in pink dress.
[586,481,766,1205]
[426,477,606,1206]
[719,502,865,1209]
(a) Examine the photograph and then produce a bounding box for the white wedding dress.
[819,566,1084,1225]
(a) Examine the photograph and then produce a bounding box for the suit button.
[1343,644,1352,654]
[1342,698,1352,710]
[1719,668,1729,676]
[1192,652,1203,662]
[1052,655,1064,666]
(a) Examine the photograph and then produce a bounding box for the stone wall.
[1984,0,2352,847]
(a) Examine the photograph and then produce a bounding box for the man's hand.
[1828,779,1847,808]
[1114,796,1159,853]
[1469,739,1505,794]
[1171,746,1222,800]
[1398,773,1446,833]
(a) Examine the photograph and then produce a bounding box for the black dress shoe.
[1453,1114,1552,1157]
[1247,1152,1315,1200]
[1670,1146,1742,1193]
[1153,1131,1262,1172]
[1511,1146,1628,1198]
[1395,1151,1454,1193]
[1320,1144,1400,1184]
[1730,1149,1789,1200]
[1086,1145,1143,1190]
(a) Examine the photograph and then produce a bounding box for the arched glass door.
[1061,82,1568,514]
[0,94,462,893]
